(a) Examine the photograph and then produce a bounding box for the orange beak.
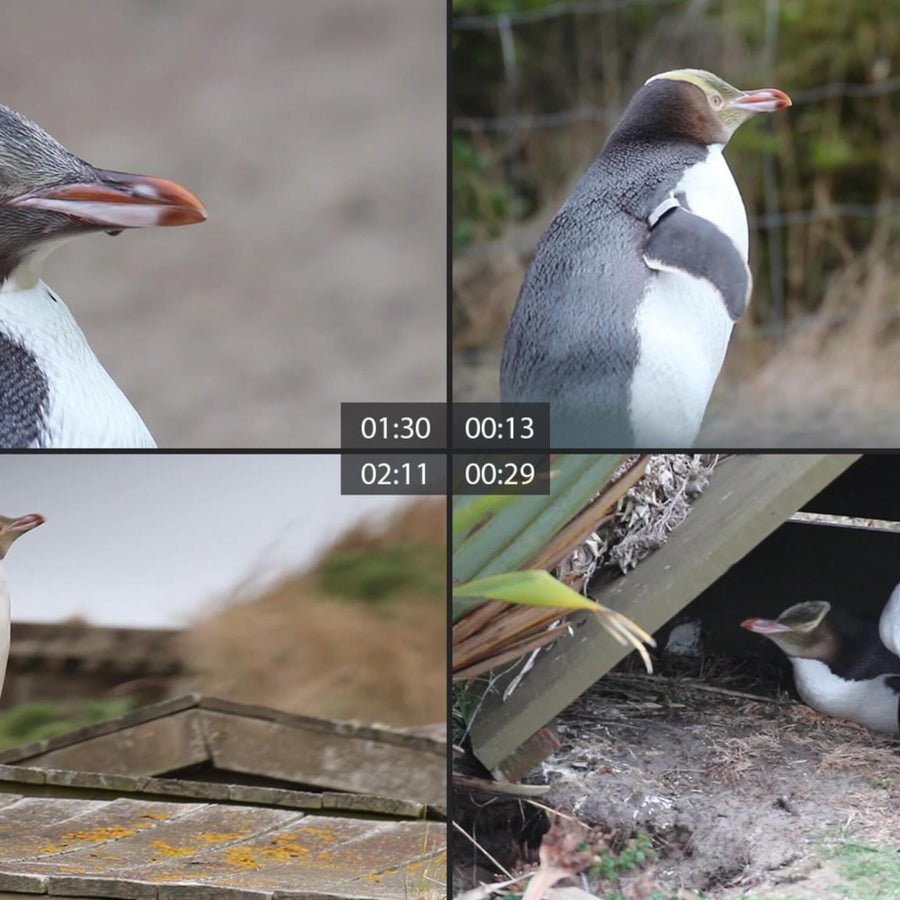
[6,168,206,229]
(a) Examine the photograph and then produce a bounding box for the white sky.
[0,455,407,628]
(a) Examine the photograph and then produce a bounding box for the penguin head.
[612,69,791,148]
[741,601,834,660]
[0,513,44,560]
[0,104,206,288]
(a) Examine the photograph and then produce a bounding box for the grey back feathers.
[501,129,708,446]
[0,333,48,447]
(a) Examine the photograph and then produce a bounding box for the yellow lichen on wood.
[296,826,337,842]
[198,832,248,844]
[150,840,198,858]
[61,825,136,842]
[223,835,311,871]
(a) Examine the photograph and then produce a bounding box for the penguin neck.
[797,607,900,682]
[589,135,713,219]
[0,560,9,699]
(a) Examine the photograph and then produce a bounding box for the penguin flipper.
[643,206,751,322]
[879,582,900,658]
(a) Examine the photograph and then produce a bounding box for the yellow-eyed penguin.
[741,584,900,735]
[0,513,44,699]
[0,104,206,448]
[500,70,791,447]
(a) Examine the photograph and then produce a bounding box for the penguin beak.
[730,88,792,114]
[6,513,45,534]
[741,616,795,635]
[4,169,207,230]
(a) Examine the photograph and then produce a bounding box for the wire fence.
[452,0,900,335]
[453,75,900,132]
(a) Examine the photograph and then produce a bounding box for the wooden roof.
[0,767,444,898]
[0,695,446,897]
[0,694,445,808]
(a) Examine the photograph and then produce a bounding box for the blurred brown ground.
[0,0,445,447]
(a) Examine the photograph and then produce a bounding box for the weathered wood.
[199,710,445,807]
[0,696,202,766]
[12,711,207,776]
[0,792,445,898]
[0,695,445,809]
[0,767,435,821]
[468,453,860,774]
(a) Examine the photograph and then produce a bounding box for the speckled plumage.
[0,103,205,447]
[501,71,790,447]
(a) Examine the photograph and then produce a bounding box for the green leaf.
[453,569,598,610]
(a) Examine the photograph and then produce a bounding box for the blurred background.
[0,0,445,447]
[0,455,445,745]
[452,0,900,446]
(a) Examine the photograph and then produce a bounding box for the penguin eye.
[709,93,724,109]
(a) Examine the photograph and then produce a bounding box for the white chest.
[0,563,9,699]
[0,281,155,448]
[673,145,749,258]
[629,274,733,446]
[627,148,747,447]
[792,658,900,735]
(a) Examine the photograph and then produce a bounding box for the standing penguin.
[741,584,900,735]
[0,104,206,448]
[501,70,791,447]
[0,513,44,699]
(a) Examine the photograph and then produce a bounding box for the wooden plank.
[200,711,445,807]
[0,696,203,765]
[469,453,860,774]
[5,710,208,776]
[0,794,444,899]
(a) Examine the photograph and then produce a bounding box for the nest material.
[558,454,721,589]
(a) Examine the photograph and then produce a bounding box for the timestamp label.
[452,454,550,495]
[452,403,550,450]
[341,403,446,450]
[341,454,447,495]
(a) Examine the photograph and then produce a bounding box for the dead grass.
[455,658,900,897]
[180,499,446,727]
[703,254,900,446]
[453,216,900,446]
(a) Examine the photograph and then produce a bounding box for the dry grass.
[543,671,900,896]
[453,213,900,446]
[703,254,900,446]
[180,499,446,727]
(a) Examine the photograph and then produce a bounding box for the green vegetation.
[825,841,900,898]
[452,0,900,325]
[318,543,445,604]
[590,832,657,881]
[0,697,133,751]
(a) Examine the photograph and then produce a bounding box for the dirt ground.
[453,655,900,899]
[537,672,900,898]
[0,0,445,447]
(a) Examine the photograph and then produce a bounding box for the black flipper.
[643,204,751,323]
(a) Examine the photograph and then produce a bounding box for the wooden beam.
[469,453,860,775]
